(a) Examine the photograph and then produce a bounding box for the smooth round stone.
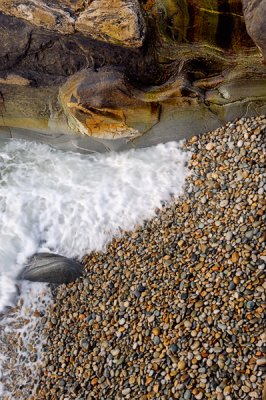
[241,385,250,393]
[206,142,215,150]
[137,284,146,292]
[184,321,192,329]
[177,360,186,370]
[184,389,191,399]
[225,231,233,241]
[246,301,256,310]
[223,386,231,395]
[169,344,178,353]
[18,252,83,284]
[153,336,161,345]
[80,339,89,351]
[228,282,236,291]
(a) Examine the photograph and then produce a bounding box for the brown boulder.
[0,0,145,47]
[242,0,266,61]
[75,0,145,47]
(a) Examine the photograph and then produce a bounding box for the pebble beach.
[1,115,266,399]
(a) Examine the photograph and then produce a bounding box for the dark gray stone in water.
[18,253,83,284]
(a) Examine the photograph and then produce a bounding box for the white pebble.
[206,142,215,150]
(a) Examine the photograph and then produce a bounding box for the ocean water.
[0,138,190,397]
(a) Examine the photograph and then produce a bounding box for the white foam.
[0,139,190,311]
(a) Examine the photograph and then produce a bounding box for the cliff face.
[0,0,265,152]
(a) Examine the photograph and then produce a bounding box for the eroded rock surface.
[0,0,75,34]
[59,67,160,138]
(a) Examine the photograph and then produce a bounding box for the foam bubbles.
[0,139,190,311]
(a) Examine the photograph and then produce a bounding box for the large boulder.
[75,0,145,47]
[18,253,83,284]
[0,0,145,47]
[242,0,266,62]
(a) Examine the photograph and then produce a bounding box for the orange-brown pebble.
[231,252,239,263]
[152,327,160,336]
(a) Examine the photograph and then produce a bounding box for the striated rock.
[60,0,88,12]
[75,0,145,47]
[242,0,266,62]
[18,253,83,284]
[0,12,33,72]
[59,67,160,138]
[59,64,266,141]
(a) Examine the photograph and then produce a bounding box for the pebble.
[177,360,186,370]
[228,282,236,291]
[231,252,239,263]
[225,231,233,241]
[152,327,160,336]
[184,389,191,399]
[169,344,178,353]
[223,386,231,395]
[206,142,215,150]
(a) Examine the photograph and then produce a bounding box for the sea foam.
[0,139,190,311]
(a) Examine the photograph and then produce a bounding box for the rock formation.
[0,0,265,152]
[242,0,266,62]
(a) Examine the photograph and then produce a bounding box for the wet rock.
[0,0,266,148]
[18,253,83,284]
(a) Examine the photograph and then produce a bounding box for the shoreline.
[0,115,265,399]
